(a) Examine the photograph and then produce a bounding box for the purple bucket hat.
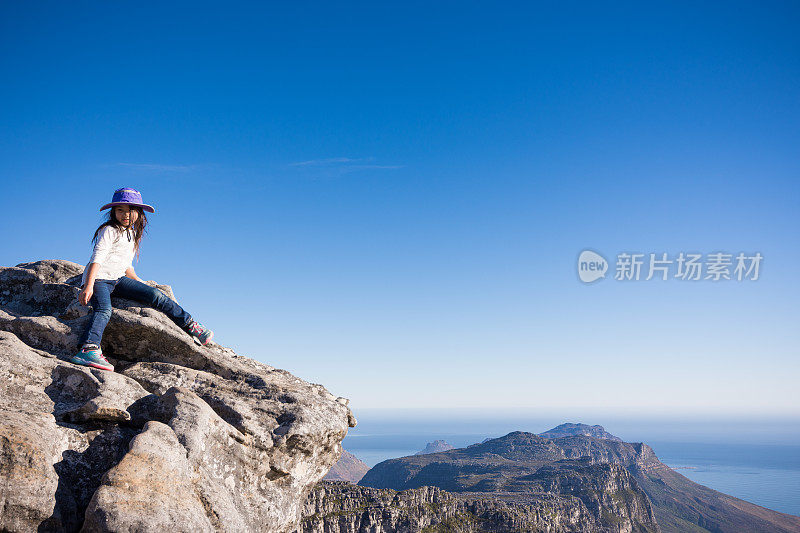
[100,187,155,213]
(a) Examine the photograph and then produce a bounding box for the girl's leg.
[80,279,116,346]
[111,277,193,330]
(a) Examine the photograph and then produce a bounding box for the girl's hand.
[79,286,93,306]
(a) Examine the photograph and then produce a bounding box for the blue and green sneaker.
[187,320,213,346]
[71,344,114,372]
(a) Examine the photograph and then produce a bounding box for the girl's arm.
[79,226,115,305]
[79,263,101,306]
[125,266,143,282]
[83,262,101,288]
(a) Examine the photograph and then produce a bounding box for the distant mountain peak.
[415,440,454,455]
[324,449,370,483]
[538,423,622,442]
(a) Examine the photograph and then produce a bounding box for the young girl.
[72,187,213,372]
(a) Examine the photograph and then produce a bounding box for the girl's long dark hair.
[92,206,148,260]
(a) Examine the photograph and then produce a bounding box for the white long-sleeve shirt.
[80,225,136,288]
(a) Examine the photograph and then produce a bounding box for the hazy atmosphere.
[1,2,798,416]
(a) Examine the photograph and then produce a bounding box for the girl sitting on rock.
[72,187,213,372]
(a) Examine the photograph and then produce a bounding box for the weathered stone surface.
[0,410,63,531]
[0,329,141,531]
[0,259,355,532]
[82,421,214,533]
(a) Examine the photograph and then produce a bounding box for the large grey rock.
[82,421,214,533]
[0,329,142,531]
[0,259,356,532]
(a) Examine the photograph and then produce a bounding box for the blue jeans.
[80,276,193,346]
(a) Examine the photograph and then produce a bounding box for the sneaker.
[186,320,213,346]
[71,344,114,372]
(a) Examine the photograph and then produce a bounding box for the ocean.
[341,410,800,518]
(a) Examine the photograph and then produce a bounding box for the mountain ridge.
[358,430,800,533]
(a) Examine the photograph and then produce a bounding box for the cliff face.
[0,260,356,533]
[550,434,800,533]
[299,481,600,533]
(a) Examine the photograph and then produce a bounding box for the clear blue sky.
[1,2,798,416]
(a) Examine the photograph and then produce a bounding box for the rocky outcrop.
[323,449,369,483]
[299,481,600,532]
[415,439,454,455]
[0,260,356,532]
[539,423,623,442]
